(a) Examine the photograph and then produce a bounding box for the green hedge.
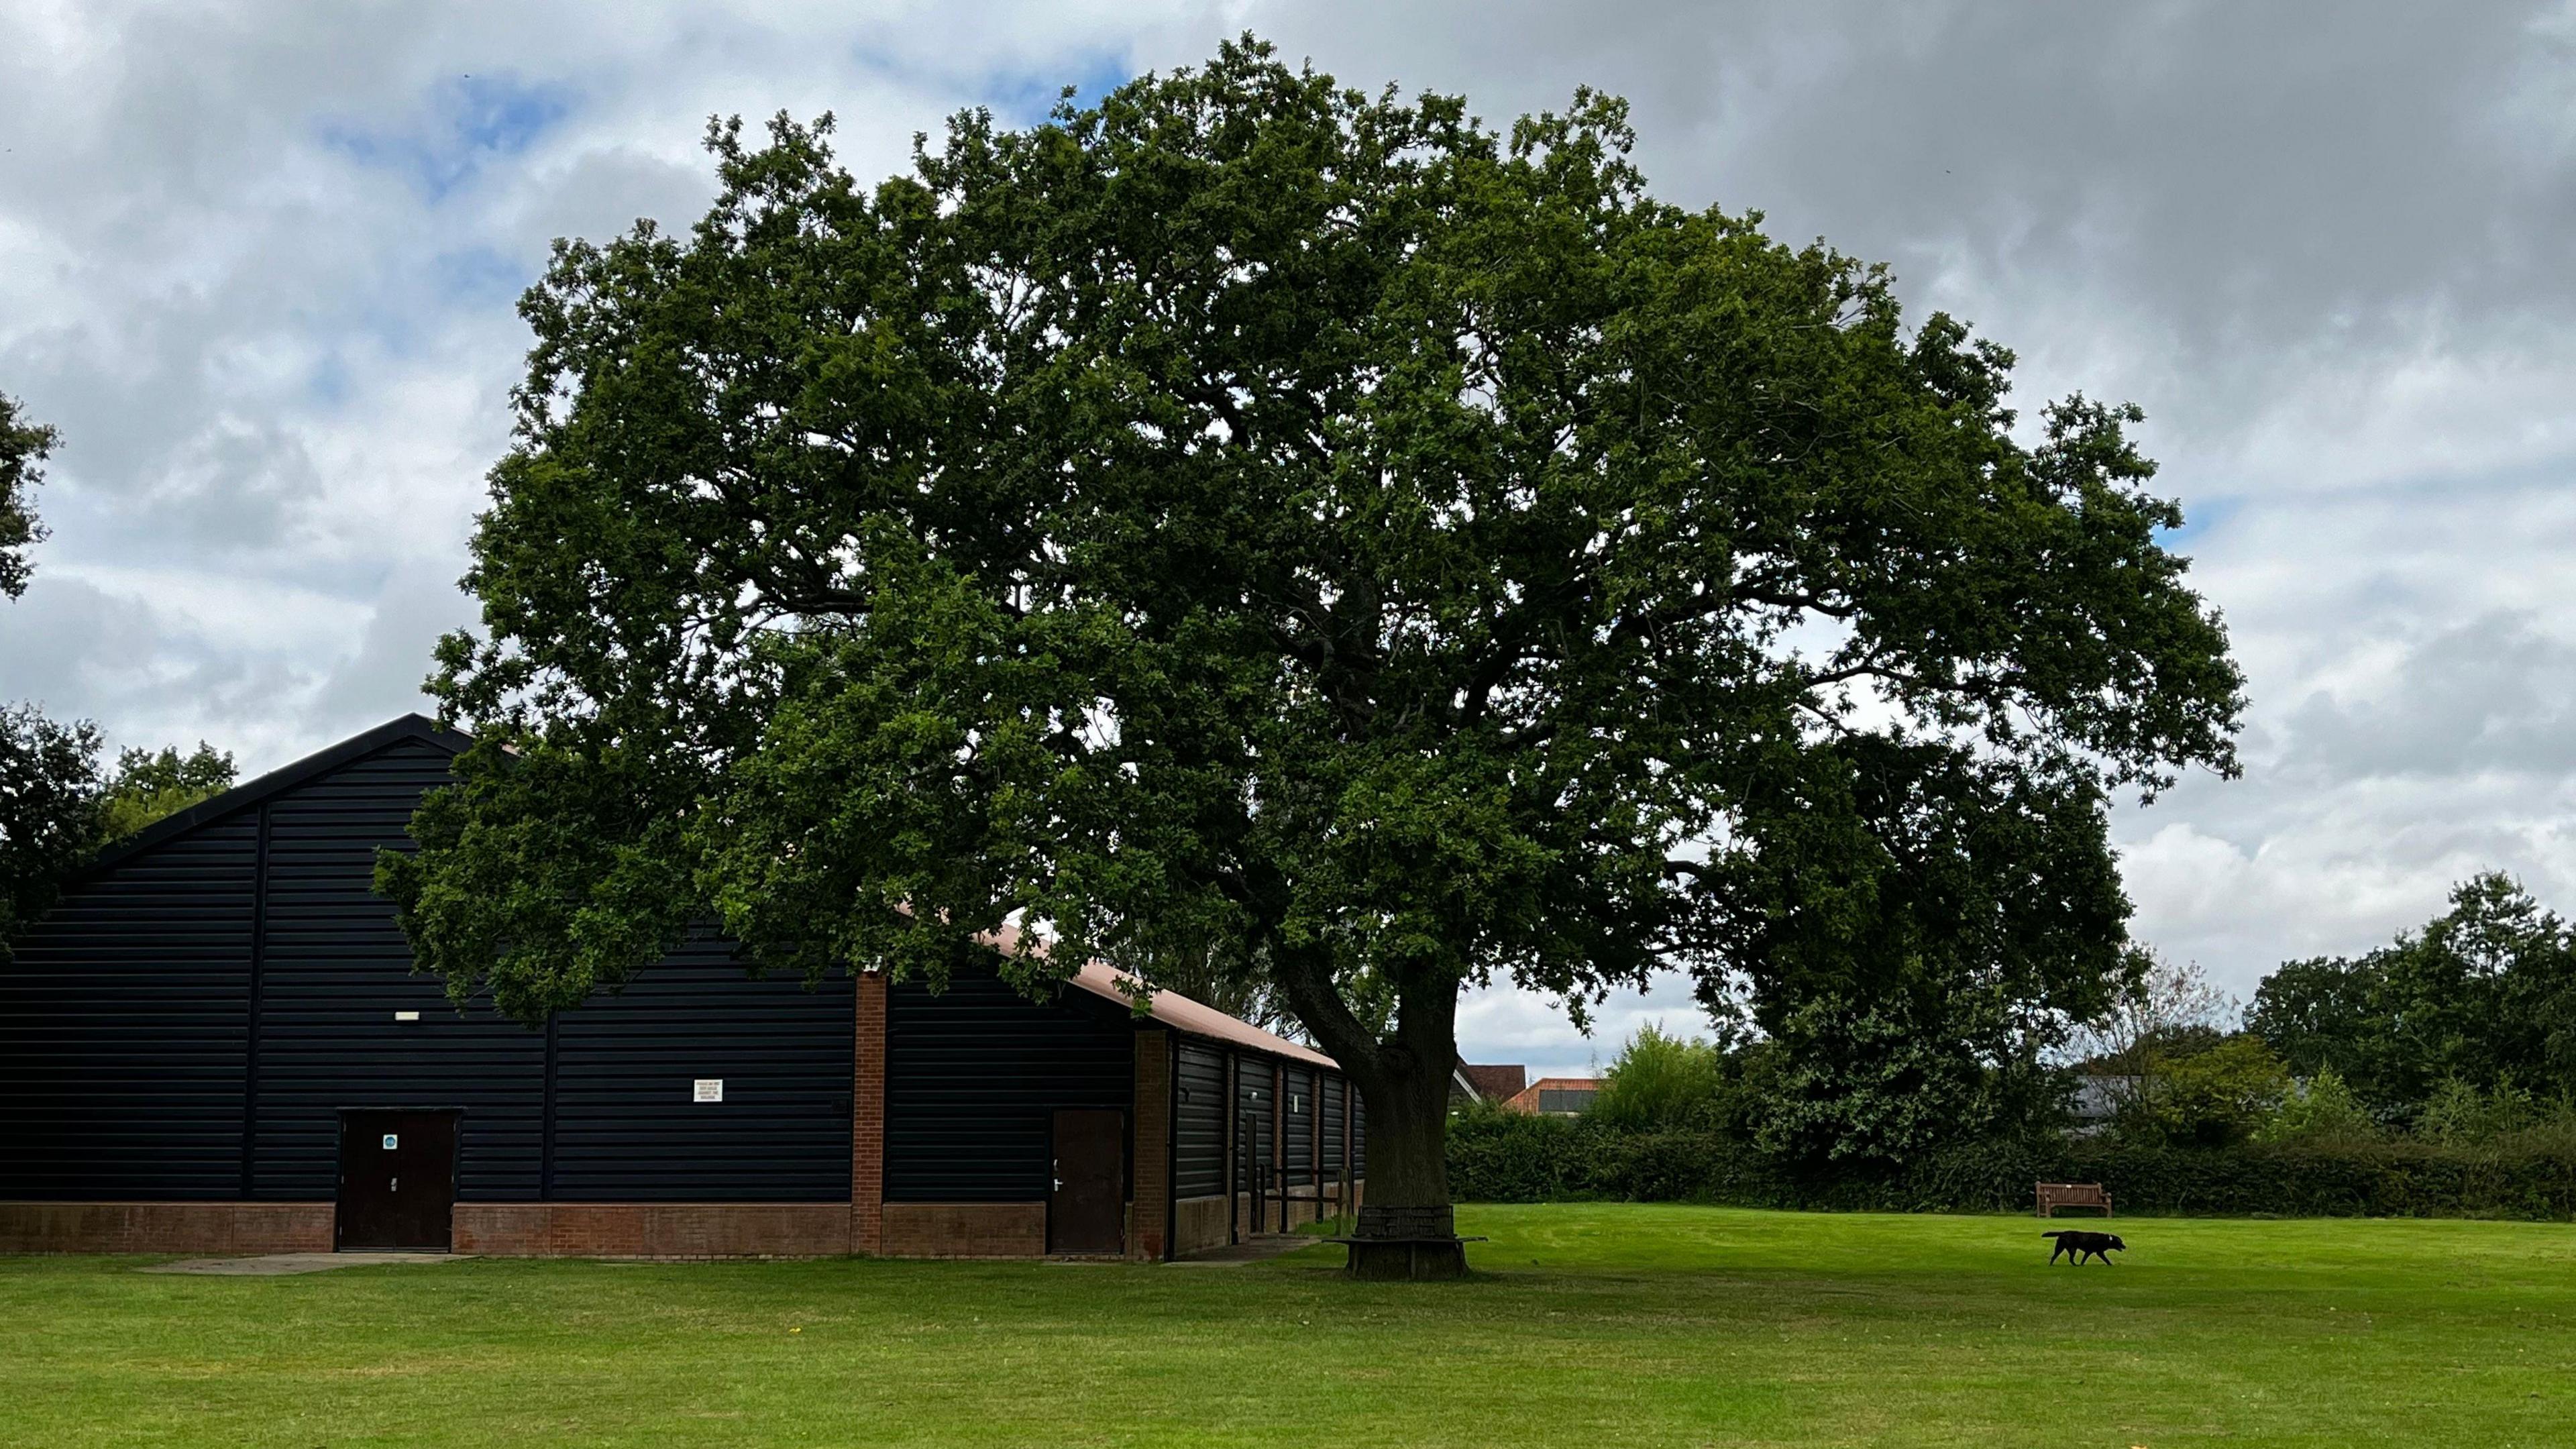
[1445,1112,2576,1219]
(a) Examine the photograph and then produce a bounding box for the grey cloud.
[1222,3,2572,332]
[309,557,478,741]
[0,574,172,712]
[497,146,716,260]
[2279,612,2576,784]
[0,568,319,752]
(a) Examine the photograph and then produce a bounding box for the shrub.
[2127,1034,2291,1147]
[1591,1023,1728,1131]
[2416,1077,2565,1144]
[2257,1067,2378,1144]
[1444,1112,2576,1219]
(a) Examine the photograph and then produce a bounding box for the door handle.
[390,1176,399,1193]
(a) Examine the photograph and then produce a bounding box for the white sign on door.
[693,1078,724,1103]
[382,1134,398,1150]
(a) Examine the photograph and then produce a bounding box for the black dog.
[2043,1229,2126,1265]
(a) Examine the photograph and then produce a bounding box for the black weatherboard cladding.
[0,719,857,1204]
[1353,1091,1366,1178]
[1283,1065,1315,1185]
[1173,1041,1226,1198]
[551,938,853,1200]
[884,967,1134,1201]
[1320,1073,1346,1183]
[0,813,258,1199]
[1236,1055,1273,1193]
[250,739,544,1200]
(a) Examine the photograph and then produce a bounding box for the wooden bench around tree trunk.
[2035,1182,2112,1218]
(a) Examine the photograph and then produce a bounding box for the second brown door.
[1048,1108,1125,1255]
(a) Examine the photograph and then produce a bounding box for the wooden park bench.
[2035,1181,2112,1218]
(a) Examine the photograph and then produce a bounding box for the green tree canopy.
[382,40,2243,1260]
[1,731,241,957]
[2250,873,2576,1116]
[97,743,237,844]
[1591,1024,1728,1132]
[0,706,104,957]
[1,390,59,601]
[2129,1033,2290,1148]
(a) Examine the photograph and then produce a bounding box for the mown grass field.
[5,1204,2573,1446]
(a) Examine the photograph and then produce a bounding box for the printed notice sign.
[693,1078,724,1103]
[382,1134,398,1150]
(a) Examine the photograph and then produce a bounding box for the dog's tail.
[2040,1231,2065,1238]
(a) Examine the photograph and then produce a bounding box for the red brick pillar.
[1131,1028,1171,1261]
[852,970,887,1255]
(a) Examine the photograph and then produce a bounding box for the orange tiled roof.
[1501,1076,1605,1114]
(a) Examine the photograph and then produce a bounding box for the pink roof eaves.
[1064,960,1338,1070]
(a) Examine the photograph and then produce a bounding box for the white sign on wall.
[693,1078,724,1104]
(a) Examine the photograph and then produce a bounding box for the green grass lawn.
[5,1205,2574,1447]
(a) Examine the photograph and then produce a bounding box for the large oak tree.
[384,41,2242,1272]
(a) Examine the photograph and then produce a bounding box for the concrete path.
[1168,1234,1321,1267]
[139,1252,473,1276]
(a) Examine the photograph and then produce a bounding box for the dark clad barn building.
[0,716,1362,1258]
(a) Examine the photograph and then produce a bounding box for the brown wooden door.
[337,1112,457,1250]
[1238,1108,1265,1235]
[1048,1109,1124,1255]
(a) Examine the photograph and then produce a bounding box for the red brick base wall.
[451,1203,853,1258]
[880,1201,1048,1257]
[0,1201,335,1254]
[1,1193,1270,1259]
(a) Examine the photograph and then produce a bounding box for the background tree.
[0,706,105,957]
[1591,1024,1729,1132]
[2254,1065,2377,1144]
[2250,874,2576,1118]
[2127,1034,2290,1147]
[97,744,237,843]
[382,40,2242,1273]
[2,390,60,602]
[2073,948,2238,1075]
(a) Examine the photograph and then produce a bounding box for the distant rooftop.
[1503,1076,1604,1116]
[1456,1062,1528,1102]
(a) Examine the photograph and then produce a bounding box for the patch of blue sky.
[325,246,531,363]
[432,245,533,307]
[851,44,1132,128]
[2159,493,2243,549]
[991,50,1134,124]
[304,352,352,409]
[319,73,576,203]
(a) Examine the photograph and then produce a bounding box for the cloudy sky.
[4,1,2571,1079]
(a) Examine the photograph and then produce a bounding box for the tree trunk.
[1265,939,1472,1279]
[1346,1052,1467,1277]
